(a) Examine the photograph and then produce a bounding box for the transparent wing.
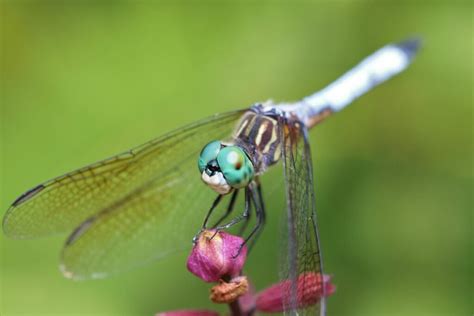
[3,110,243,238]
[60,111,247,279]
[280,119,326,315]
[4,110,245,279]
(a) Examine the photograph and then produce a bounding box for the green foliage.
[1,1,471,316]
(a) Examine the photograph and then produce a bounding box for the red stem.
[228,300,243,316]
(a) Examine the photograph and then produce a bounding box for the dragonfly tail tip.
[395,37,423,60]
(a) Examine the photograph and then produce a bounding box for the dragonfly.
[3,38,420,315]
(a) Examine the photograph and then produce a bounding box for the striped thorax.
[232,106,285,174]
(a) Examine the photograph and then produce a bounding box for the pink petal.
[156,309,219,316]
[256,273,335,313]
[187,230,247,282]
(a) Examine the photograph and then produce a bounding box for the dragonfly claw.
[192,229,204,245]
[210,229,220,240]
[231,242,246,259]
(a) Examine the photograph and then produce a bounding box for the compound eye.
[217,146,254,188]
[198,141,221,173]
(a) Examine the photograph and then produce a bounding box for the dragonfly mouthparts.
[205,160,221,176]
[201,170,232,195]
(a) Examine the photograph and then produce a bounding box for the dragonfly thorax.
[198,141,255,195]
[232,108,284,174]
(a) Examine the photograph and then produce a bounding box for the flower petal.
[256,273,335,313]
[156,309,219,316]
[187,230,247,282]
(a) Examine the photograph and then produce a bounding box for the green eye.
[217,146,254,188]
[198,141,221,173]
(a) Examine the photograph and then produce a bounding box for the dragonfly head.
[198,141,254,195]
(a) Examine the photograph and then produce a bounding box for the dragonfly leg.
[193,195,225,244]
[249,183,266,247]
[234,183,266,256]
[201,194,223,229]
[211,190,239,228]
[212,188,251,232]
[237,202,252,236]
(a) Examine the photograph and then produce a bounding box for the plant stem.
[222,274,246,316]
[228,300,243,316]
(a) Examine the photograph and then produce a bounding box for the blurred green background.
[1,1,472,316]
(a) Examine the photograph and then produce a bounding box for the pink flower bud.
[186,230,247,282]
[255,273,336,313]
[156,310,219,316]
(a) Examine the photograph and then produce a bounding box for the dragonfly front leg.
[194,195,224,243]
[211,190,239,228]
[212,188,251,231]
[201,194,223,230]
[195,190,241,244]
